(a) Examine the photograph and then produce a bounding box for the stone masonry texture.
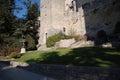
[37,0,120,50]
[18,64,120,80]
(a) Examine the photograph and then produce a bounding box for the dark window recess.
[112,1,116,5]
[69,6,74,10]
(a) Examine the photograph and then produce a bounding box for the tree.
[0,0,40,52]
[20,0,40,50]
[0,0,16,46]
[0,0,22,56]
[0,0,16,35]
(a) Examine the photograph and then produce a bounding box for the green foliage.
[15,47,120,67]
[12,39,22,48]
[9,52,18,58]
[9,52,21,58]
[25,34,36,50]
[0,0,19,50]
[4,36,21,48]
[27,2,39,21]
[0,35,22,52]
[0,0,16,34]
[0,47,20,56]
[0,0,39,51]
[46,34,72,47]
[19,0,40,50]
[46,34,64,47]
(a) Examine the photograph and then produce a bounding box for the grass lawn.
[0,56,9,60]
[14,47,120,68]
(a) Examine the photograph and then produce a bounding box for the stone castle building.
[37,0,120,50]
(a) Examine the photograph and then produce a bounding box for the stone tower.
[38,0,120,50]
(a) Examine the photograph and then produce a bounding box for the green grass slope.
[15,47,120,68]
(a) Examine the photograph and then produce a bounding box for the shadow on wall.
[76,0,120,46]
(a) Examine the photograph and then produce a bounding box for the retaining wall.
[17,63,120,80]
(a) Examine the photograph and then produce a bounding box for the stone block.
[102,43,112,48]
[56,38,75,48]
[10,61,29,67]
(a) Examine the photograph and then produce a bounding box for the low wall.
[17,63,120,80]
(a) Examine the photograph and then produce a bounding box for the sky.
[14,0,40,18]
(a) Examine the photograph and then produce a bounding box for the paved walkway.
[0,62,55,80]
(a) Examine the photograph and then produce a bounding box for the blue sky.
[14,0,40,18]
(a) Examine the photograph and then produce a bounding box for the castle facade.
[37,0,120,50]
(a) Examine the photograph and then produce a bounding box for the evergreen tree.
[19,0,40,50]
[0,0,15,34]
[0,0,22,56]
[0,0,16,47]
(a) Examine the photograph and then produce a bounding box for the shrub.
[46,34,64,47]
[9,52,18,58]
[25,34,36,50]
[46,34,72,47]
[65,35,73,39]
[0,47,20,56]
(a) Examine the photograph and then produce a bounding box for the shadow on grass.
[26,47,120,68]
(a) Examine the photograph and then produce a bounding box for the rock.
[37,44,47,50]
[55,38,76,48]
[102,43,112,48]
[70,40,94,48]
[37,44,54,51]
[10,62,29,67]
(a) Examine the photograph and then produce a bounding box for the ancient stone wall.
[83,0,120,37]
[19,64,120,80]
[38,0,120,50]
[38,0,52,45]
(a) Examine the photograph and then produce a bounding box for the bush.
[25,34,36,50]
[0,47,20,56]
[46,34,72,47]
[9,52,18,58]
